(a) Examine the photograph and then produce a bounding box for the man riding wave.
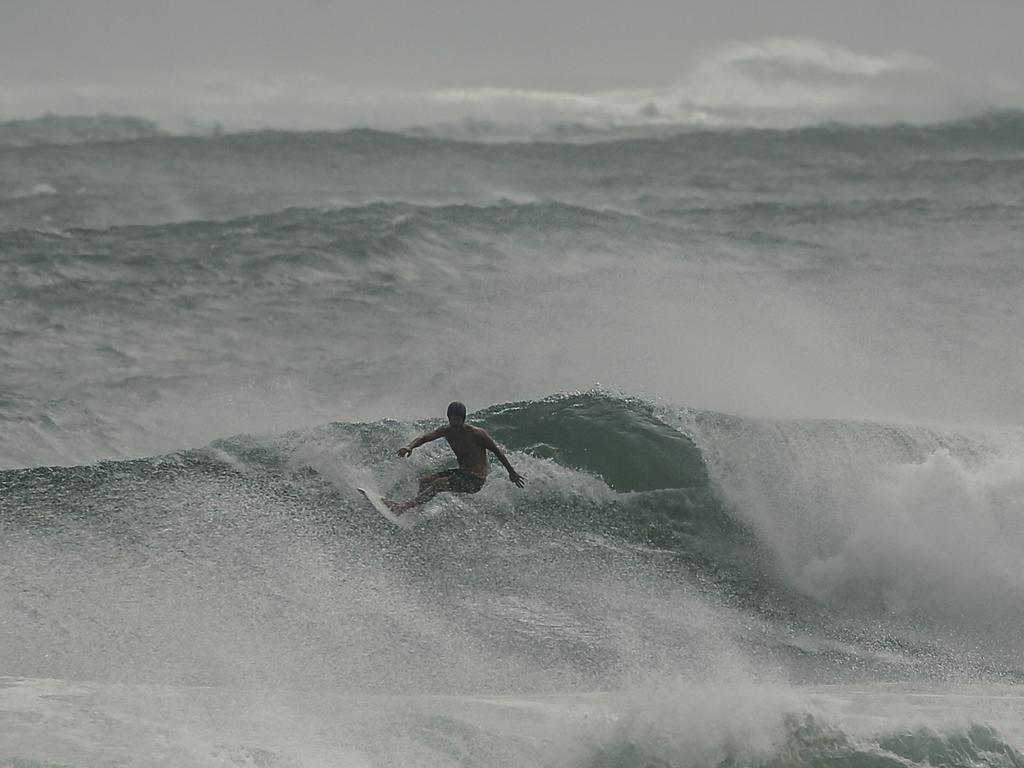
[387,401,525,513]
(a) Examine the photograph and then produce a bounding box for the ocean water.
[1,112,1023,767]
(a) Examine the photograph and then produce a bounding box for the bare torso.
[445,425,489,478]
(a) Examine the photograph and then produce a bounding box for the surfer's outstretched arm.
[479,429,526,487]
[397,426,447,457]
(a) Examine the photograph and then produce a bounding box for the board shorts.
[440,468,486,494]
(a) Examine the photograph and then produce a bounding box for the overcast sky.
[3,0,1023,129]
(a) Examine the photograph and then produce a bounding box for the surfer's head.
[447,401,467,426]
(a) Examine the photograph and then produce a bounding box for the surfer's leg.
[417,472,444,492]
[416,468,459,494]
[392,475,450,513]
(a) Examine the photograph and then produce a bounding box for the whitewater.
[1,112,1023,767]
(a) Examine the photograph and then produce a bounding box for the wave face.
[2,111,1023,765]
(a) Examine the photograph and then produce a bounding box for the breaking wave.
[3,393,1022,687]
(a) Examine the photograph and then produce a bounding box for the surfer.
[388,401,525,513]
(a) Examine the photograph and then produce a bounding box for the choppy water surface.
[1,113,1022,766]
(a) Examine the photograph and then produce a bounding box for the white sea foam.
[796,447,1024,617]
[9,182,58,198]
[686,413,1024,624]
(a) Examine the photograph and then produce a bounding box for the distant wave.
[3,110,1023,234]
[0,200,684,272]
[0,114,167,147]
[6,193,1017,268]
[4,108,1024,149]
[216,108,1024,149]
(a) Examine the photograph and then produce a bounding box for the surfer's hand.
[397,446,413,458]
[508,469,525,488]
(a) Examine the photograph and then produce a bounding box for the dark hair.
[447,401,467,421]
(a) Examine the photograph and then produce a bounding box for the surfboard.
[358,488,415,529]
